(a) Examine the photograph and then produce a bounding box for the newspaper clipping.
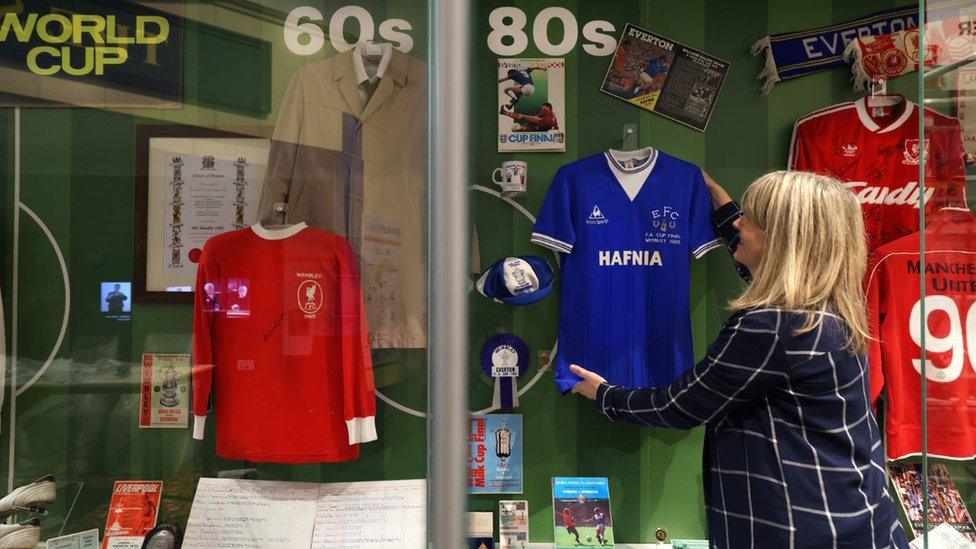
[601,24,729,132]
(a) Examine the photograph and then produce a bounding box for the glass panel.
[917,1,976,547]
[466,1,926,547]
[0,0,432,545]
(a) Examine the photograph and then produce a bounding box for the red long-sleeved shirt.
[192,223,376,463]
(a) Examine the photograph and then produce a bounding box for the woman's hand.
[570,364,607,400]
[702,170,733,210]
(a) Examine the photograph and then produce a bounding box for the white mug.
[492,161,528,195]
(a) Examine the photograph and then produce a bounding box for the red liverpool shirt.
[867,207,976,459]
[191,223,376,463]
[789,96,966,253]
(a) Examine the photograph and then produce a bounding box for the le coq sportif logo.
[0,7,169,76]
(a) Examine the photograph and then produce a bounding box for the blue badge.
[481,333,529,409]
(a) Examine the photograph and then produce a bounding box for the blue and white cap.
[476,256,554,305]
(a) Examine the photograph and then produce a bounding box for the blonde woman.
[571,171,907,549]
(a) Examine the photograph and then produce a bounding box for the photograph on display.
[100,281,131,320]
[499,500,530,549]
[601,23,729,132]
[551,477,614,548]
[497,58,566,152]
[889,463,976,542]
[469,414,523,494]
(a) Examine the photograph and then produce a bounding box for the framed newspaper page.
[601,24,729,132]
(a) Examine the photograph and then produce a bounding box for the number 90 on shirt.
[910,296,976,382]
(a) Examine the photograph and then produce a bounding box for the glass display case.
[0,1,443,547]
[7,0,976,547]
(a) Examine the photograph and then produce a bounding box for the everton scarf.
[752,4,918,95]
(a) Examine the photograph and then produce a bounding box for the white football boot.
[0,476,56,518]
[0,519,40,548]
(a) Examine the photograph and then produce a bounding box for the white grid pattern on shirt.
[596,308,906,549]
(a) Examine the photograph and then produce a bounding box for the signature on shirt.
[262,313,285,342]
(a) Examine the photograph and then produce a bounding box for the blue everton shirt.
[531,149,721,394]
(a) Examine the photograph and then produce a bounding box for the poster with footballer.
[498,58,566,152]
[551,477,614,548]
[601,23,729,132]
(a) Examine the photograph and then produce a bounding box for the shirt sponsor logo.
[843,181,934,208]
[587,205,609,225]
[598,250,663,266]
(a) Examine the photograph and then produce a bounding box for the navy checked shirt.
[593,203,908,548]
[711,201,752,282]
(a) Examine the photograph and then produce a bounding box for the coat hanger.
[616,124,639,152]
[611,124,656,160]
[262,202,294,230]
[866,78,903,108]
[361,38,393,59]
[608,125,655,170]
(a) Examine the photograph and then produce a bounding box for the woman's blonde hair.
[730,170,869,352]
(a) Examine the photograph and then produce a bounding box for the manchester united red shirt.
[191,223,376,463]
[867,207,976,459]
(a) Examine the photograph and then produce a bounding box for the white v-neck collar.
[606,147,658,173]
[251,222,307,240]
[854,96,914,134]
[605,148,658,202]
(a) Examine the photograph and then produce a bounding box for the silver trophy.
[158,368,180,407]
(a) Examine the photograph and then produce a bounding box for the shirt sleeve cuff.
[192,415,207,440]
[711,201,742,227]
[530,232,573,254]
[596,383,617,420]
[692,238,724,259]
[346,416,378,444]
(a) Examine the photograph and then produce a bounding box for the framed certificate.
[134,125,270,303]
